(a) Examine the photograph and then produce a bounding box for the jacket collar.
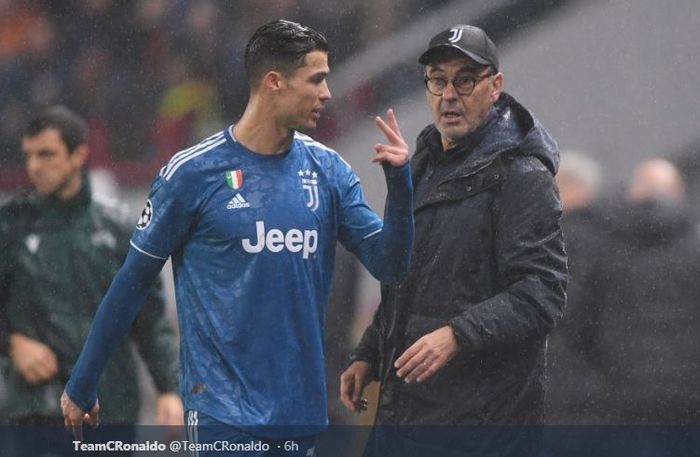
[29,172,92,221]
[413,92,559,183]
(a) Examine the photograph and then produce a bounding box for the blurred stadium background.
[2,0,699,429]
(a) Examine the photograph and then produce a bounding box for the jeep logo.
[242,221,318,259]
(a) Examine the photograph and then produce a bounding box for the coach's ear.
[490,72,503,103]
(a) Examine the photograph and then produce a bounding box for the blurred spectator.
[546,150,606,425]
[627,159,685,205]
[0,0,40,60]
[0,0,429,185]
[556,150,603,213]
[154,54,222,158]
[0,106,181,455]
[582,159,700,424]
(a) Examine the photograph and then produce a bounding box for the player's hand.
[9,333,59,384]
[156,393,184,426]
[61,390,99,441]
[373,109,409,167]
[395,326,459,383]
[340,361,372,413]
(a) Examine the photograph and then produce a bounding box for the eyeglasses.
[423,72,494,96]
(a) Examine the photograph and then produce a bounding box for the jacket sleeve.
[0,235,12,356]
[349,286,391,381]
[0,203,18,357]
[130,275,180,394]
[449,157,568,351]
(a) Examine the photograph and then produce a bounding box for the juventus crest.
[448,27,463,43]
[299,169,319,211]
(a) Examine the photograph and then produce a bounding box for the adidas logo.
[227,193,251,209]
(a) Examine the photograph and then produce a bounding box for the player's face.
[278,50,332,132]
[22,128,86,199]
[425,57,503,150]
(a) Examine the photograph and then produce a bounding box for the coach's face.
[425,56,502,150]
[278,50,332,132]
[22,128,86,200]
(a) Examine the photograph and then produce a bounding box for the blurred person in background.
[546,150,606,425]
[342,24,567,456]
[0,106,182,456]
[61,20,413,457]
[580,159,700,426]
[0,0,429,176]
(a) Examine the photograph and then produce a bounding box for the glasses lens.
[425,77,481,96]
[454,77,475,95]
[425,78,445,95]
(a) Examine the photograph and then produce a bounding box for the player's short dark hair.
[24,105,87,153]
[244,19,328,89]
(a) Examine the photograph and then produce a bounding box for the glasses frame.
[423,71,495,97]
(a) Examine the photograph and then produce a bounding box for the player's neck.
[234,101,294,155]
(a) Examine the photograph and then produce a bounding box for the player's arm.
[62,247,166,437]
[339,109,414,284]
[130,276,182,424]
[63,159,198,437]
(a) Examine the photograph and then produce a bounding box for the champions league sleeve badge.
[136,199,153,230]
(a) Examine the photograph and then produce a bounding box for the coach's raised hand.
[373,109,409,167]
[61,390,99,441]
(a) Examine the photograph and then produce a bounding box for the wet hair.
[24,105,87,153]
[244,19,328,89]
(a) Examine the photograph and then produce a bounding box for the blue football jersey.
[130,127,383,434]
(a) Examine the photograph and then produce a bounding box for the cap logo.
[448,28,463,43]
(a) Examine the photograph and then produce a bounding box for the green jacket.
[0,178,179,424]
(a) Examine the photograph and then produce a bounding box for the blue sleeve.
[338,161,414,283]
[65,248,166,412]
[130,170,200,260]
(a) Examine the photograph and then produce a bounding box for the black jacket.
[582,200,700,424]
[546,206,608,424]
[0,179,179,423]
[353,93,567,425]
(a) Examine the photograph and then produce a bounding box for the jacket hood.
[415,92,559,177]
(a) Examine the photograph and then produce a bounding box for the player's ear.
[262,70,285,94]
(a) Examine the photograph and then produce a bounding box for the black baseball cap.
[419,25,499,71]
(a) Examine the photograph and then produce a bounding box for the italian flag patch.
[226,170,243,189]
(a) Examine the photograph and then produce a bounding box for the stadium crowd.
[0,0,447,182]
